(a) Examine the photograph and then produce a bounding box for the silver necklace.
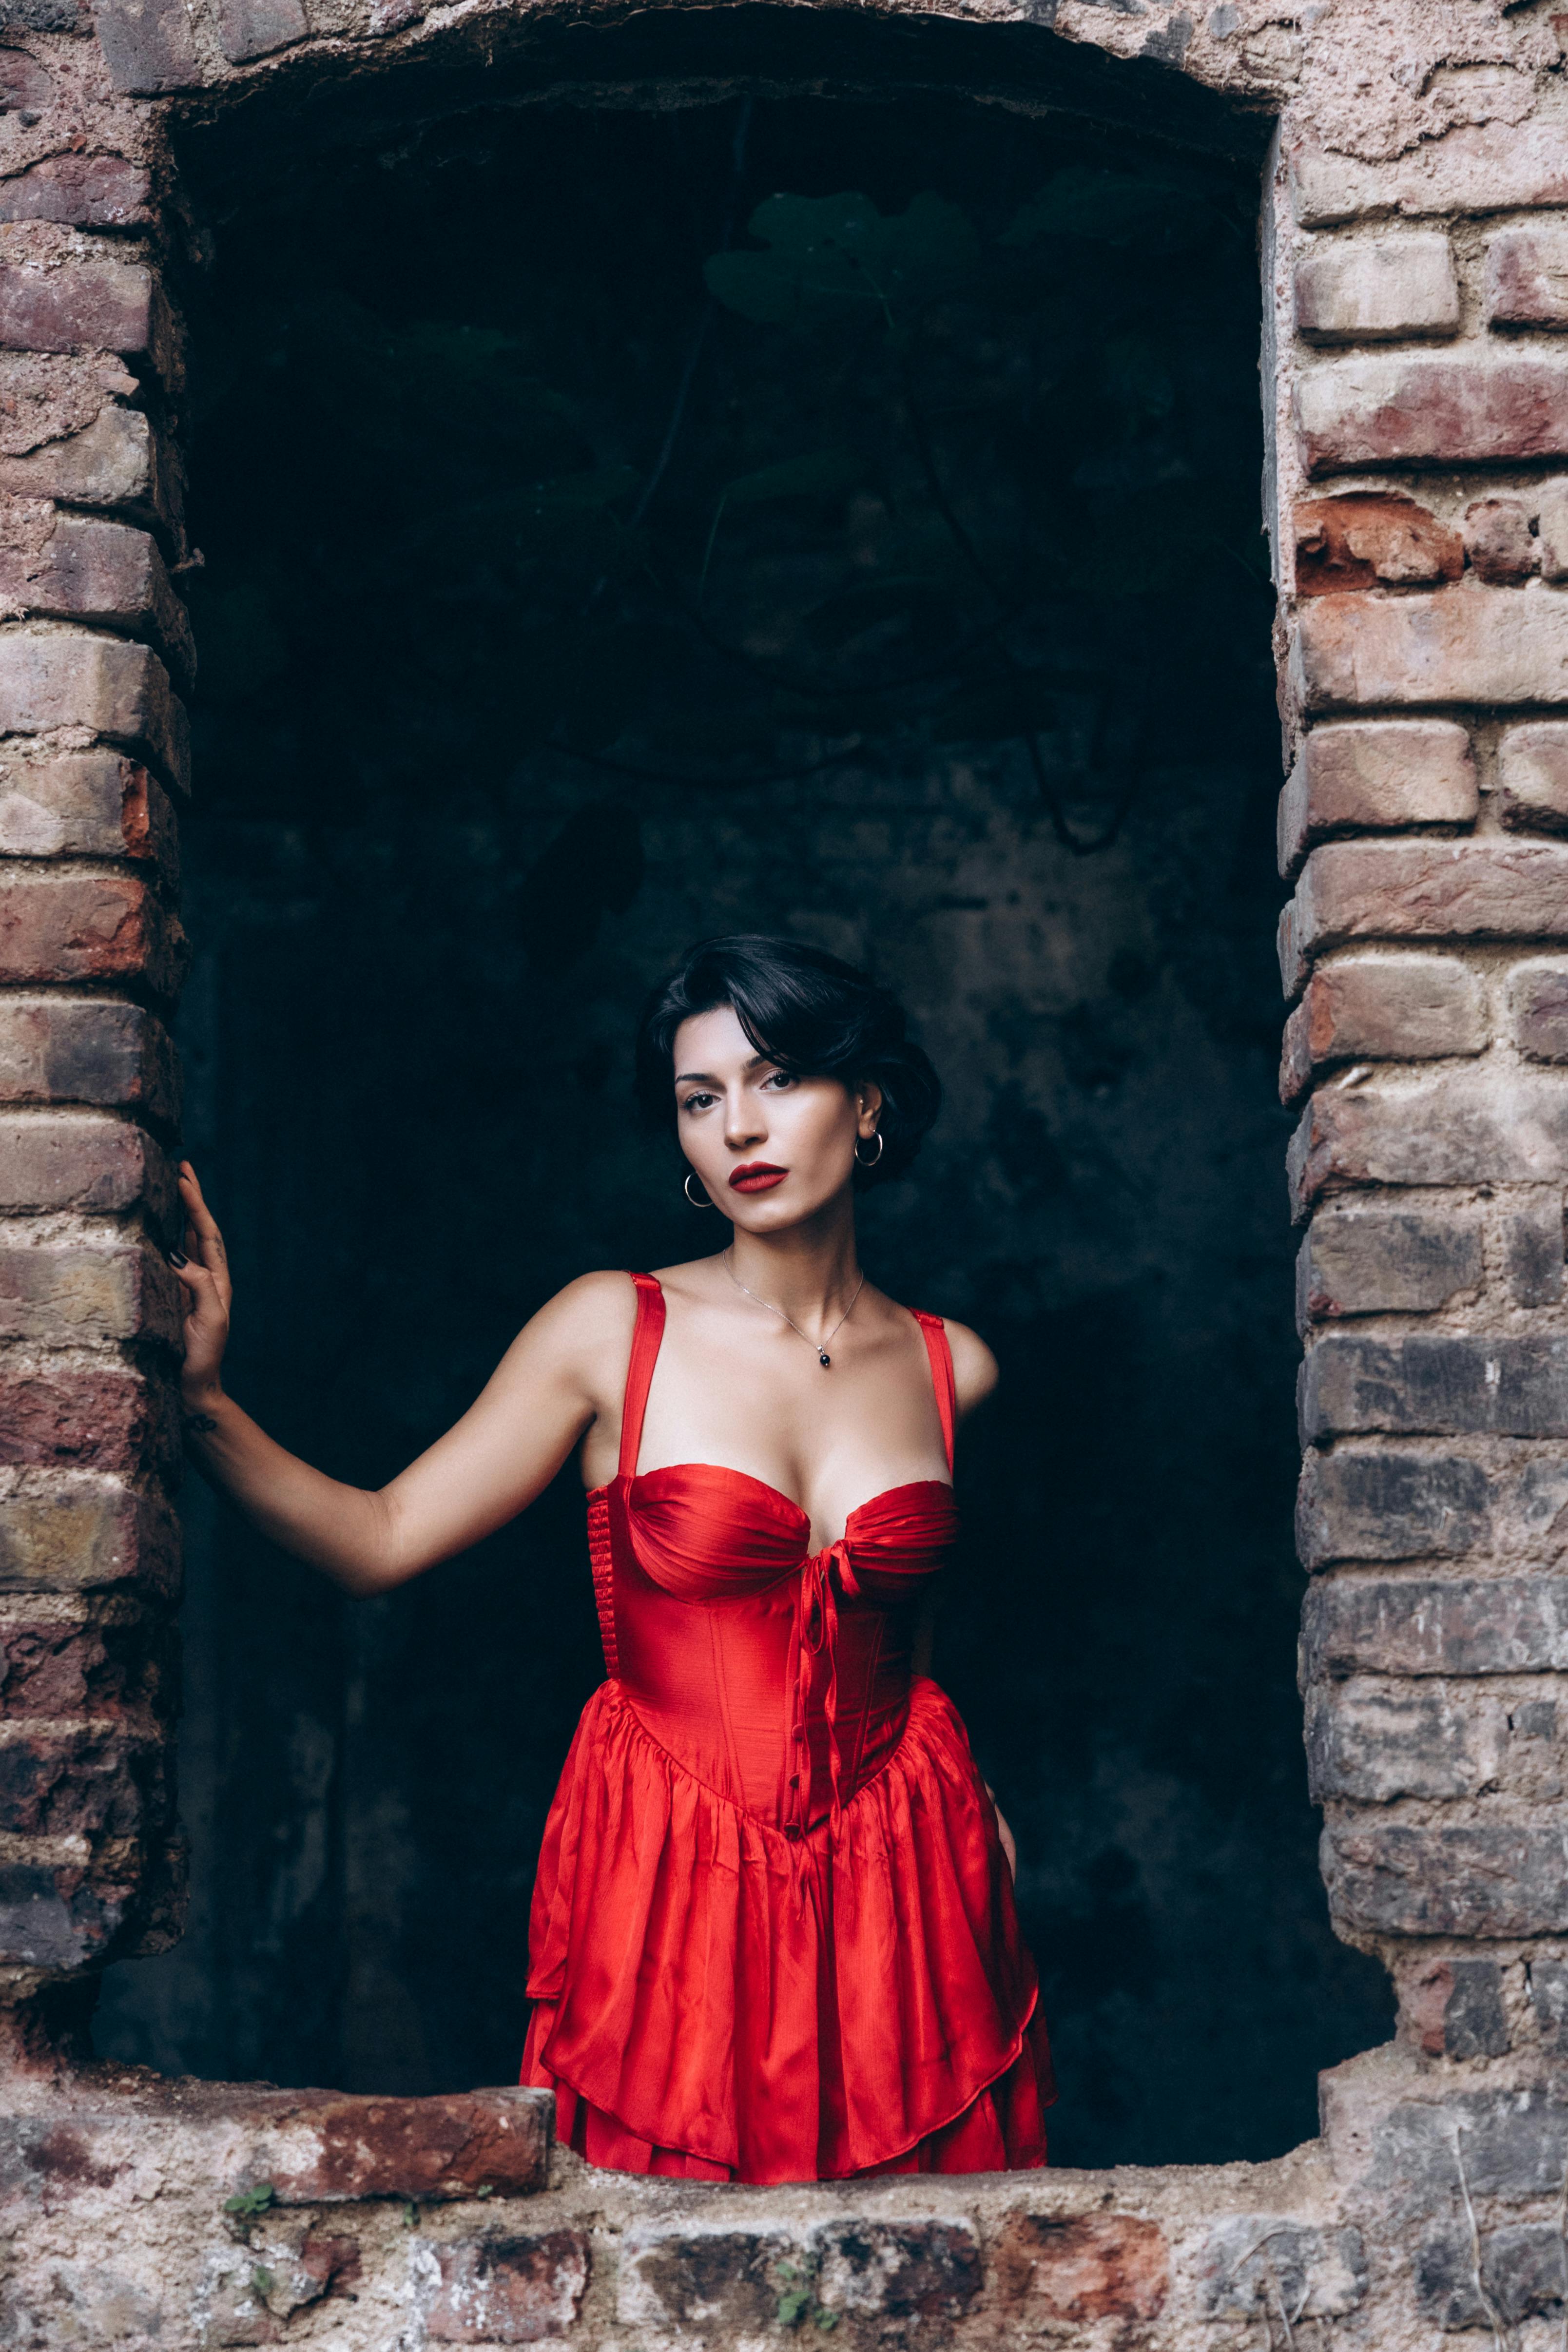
[723,1250,866,1369]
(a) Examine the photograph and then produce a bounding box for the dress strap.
[618,1272,666,1481]
[910,1310,957,1475]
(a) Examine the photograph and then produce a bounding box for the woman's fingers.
[176,1162,233,1310]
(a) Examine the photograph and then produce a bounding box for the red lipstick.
[729,1162,788,1194]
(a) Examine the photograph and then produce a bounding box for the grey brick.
[1296,1450,1491,1567]
[1301,1576,1568,1679]
[1302,1334,1568,1442]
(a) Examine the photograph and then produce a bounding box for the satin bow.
[796,1537,862,1842]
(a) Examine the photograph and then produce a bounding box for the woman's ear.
[857,1080,885,1136]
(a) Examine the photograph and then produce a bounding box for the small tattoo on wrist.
[183,1411,219,1437]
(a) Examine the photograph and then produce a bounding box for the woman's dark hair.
[635,936,941,1187]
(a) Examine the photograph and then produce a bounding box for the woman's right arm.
[171,1164,632,1600]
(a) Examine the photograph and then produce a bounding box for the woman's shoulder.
[931,1314,1000,1415]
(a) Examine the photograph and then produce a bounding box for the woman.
[173,933,1053,2182]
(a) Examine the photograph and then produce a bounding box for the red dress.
[521,1271,1054,2182]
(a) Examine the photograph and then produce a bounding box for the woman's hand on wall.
[170,1162,232,1406]
[985,1782,1018,1880]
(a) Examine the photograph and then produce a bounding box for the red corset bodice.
[588,1276,958,1837]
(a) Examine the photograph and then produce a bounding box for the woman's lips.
[729,1163,788,1193]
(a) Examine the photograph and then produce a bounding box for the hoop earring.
[684,1172,715,1208]
[855,1131,885,1168]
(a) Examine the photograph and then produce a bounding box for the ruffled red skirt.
[521,1676,1053,2182]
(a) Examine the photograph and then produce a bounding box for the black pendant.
[819,1351,831,1367]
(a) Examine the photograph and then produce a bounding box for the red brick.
[1278,720,1476,877]
[0,157,152,231]
[1296,353,1568,475]
[0,753,177,868]
[1280,839,1568,996]
[422,2232,589,2343]
[0,874,186,996]
[1509,960,1568,1062]
[1295,233,1458,344]
[0,518,193,686]
[1291,587,1568,714]
[0,1358,178,1474]
[0,1113,174,1224]
[0,998,179,1118]
[0,260,170,372]
[1486,227,1568,330]
[1540,480,1568,581]
[0,634,188,793]
[257,2088,553,2202]
[0,1235,182,1346]
[0,1721,165,1839]
[991,2214,1169,2323]
[1498,723,1568,835]
[0,1475,179,1598]
[1288,1065,1568,1212]
[1463,497,1538,584]
[1294,494,1461,596]
[1280,952,1485,1101]
[0,1610,164,1718]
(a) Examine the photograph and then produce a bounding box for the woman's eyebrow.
[674,1069,719,1086]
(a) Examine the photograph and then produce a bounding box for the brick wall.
[4,0,1568,2344]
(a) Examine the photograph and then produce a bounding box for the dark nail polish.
[166,1248,188,1269]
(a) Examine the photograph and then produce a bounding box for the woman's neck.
[723,1195,861,1326]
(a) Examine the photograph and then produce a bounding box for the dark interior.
[95,56,1395,2167]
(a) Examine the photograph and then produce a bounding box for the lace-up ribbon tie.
[796,1537,861,1844]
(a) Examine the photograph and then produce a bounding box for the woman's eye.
[760,1070,794,1091]
[680,1091,717,1114]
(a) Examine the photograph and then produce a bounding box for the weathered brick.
[616,2216,981,2334]
[1498,723,1568,836]
[990,2213,1169,2323]
[0,875,185,997]
[1281,841,1568,997]
[1323,1823,1568,1938]
[1486,227,1568,330]
[0,1234,181,1346]
[0,999,179,1119]
[0,1722,165,1839]
[1296,354,1568,475]
[417,2231,592,2343]
[1420,2222,1566,2328]
[1295,1203,1482,1320]
[0,1856,136,1970]
[1193,2221,1367,2320]
[0,518,193,687]
[1302,1332,1568,1441]
[0,157,151,231]
[1504,1195,1566,1307]
[254,2088,553,2202]
[1296,234,1459,344]
[1287,1067,1568,1211]
[1280,954,1485,1101]
[91,0,201,92]
[0,752,176,868]
[0,634,188,793]
[1305,1677,1507,1801]
[1463,497,1537,584]
[1293,493,1461,596]
[1302,1576,1568,1679]
[0,407,175,529]
[0,1359,177,1474]
[0,1474,178,1597]
[1291,587,1568,717]
[215,0,307,58]
[0,260,170,373]
[1277,720,1476,877]
[1529,1957,1568,2048]
[1290,119,1568,228]
[1510,960,1568,1062]
[0,1113,174,1226]
[1539,479,1568,581]
[1296,1450,1491,1568]
[0,1610,164,1718]
[1406,1956,1512,2060]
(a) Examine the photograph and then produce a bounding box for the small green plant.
[476,2182,494,2198]
[250,2266,275,2299]
[402,2200,420,2230]
[223,2183,276,2220]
